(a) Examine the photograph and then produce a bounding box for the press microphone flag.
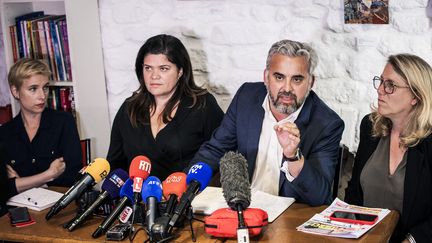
[168,162,213,229]
[67,169,128,231]
[162,172,187,216]
[46,158,110,220]
[92,178,134,238]
[141,176,163,235]
[220,151,251,243]
[129,155,152,193]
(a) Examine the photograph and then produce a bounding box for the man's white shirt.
[250,94,304,195]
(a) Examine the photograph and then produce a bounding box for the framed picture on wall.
[344,0,389,24]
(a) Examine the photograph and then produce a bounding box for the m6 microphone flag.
[92,178,134,238]
[67,169,128,231]
[162,172,187,216]
[141,176,163,234]
[219,151,251,243]
[168,162,213,229]
[129,155,152,193]
[45,158,110,220]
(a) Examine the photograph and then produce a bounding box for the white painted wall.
[99,0,432,152]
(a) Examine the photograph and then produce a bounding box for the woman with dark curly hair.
[107,34,223,180]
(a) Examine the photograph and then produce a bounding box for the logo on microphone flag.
[109,174,126,188]
[189,164,203,174]
[139,159,151,173]
[119,206,133,223]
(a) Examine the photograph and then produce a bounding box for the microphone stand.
[184,205,196,242]
[128,193,139,241]
[149,205,198,243]
[236,204,250,243]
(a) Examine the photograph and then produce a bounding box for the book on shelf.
[59,87,71,112]
[50,16,66,81]
[10,12,72,82]
[9,26,18,63]
[58,19,72,81]
[15,11,44,59]
[47,86,74,114]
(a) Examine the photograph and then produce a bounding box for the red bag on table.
[204,208,268,238]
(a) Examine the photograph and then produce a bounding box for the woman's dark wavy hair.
[127,34,207,127]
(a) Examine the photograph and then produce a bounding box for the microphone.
[162,172,187,216]
[46,158,110,220]
[220,151,251,243]
[128,155,151,232]
[141,176,163,235]
[67,169,129,231]
[129,155,152,194]
[92,178,134,238]
[167,162,212,230]
[150,172,187,240]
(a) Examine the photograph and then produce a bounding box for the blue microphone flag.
[141,176,163,202]
[186,162,213,191]
[119,178,134,203]
[102,169,129,198]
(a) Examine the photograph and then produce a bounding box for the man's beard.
[268,90,308,115]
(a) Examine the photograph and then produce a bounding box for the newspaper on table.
[296,198,391,239]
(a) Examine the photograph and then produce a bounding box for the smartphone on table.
[329,210,378,225]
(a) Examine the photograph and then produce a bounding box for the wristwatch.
[284,148,302,162]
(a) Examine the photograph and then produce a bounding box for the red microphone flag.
[129,155,151,193]
[162,172,187,200]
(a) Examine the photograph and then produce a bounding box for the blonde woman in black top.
[346,54,432,243]
[107,34,223,180]
[0,58,81,195]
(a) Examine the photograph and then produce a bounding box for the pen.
[27,197,38,205]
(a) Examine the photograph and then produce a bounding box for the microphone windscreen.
[219,151,251,209]
[141,176,163,202]
[186,162,213,192]
[129,155,151,179]
[119,178,134,203]
[84,158,110,183]
[102,169,129,198]
[162,172,187,199]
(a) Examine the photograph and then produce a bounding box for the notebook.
[191,186,295,222]
[7,187,64,211]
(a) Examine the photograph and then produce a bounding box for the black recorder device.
[106,223,131,241]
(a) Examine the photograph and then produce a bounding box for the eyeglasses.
[372,76,410,94]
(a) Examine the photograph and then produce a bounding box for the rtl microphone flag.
[162,172,187,216]
[67,169,128,231]
[168,162,212,229]
[92,178,134,238]
[141,176,163,234]
[220,151,251,243]
[128,155,152,231]
[46,158,110,220]
[129,155,152,193]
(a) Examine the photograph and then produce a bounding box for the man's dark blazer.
[345,115,432,242]
[192,82,344,206]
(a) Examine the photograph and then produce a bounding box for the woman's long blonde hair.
[370,54,432,147]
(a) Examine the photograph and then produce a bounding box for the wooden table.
[0,200,399,243]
